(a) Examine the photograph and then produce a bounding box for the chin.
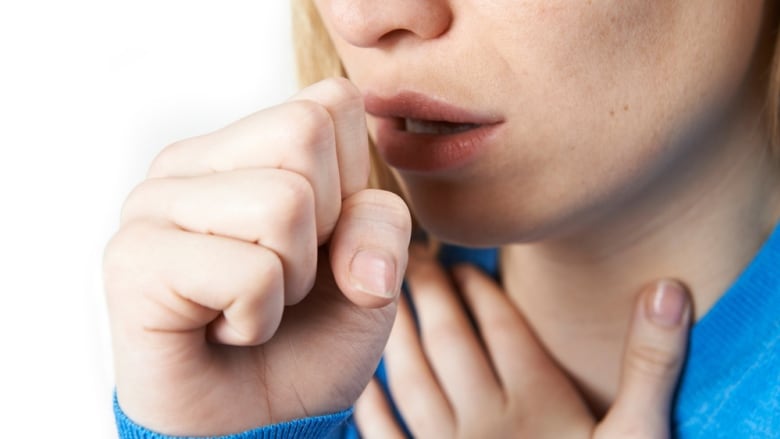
[407,192,557,247]
[401,172,610,248]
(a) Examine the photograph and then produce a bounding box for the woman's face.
[313,0,768,246]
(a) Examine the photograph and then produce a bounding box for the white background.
[0,2,296,437]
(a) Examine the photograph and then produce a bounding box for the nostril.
[323,0,453,48]
[377,29,416,45]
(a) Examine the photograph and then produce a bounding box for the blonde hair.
[291,0,780,170]
[291,0,403,196]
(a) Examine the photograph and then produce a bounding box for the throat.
[498,200,777,416]
[499,248,633,415]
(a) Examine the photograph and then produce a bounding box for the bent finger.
[121,168,317,305]
[104,219,285,347]
[292,77,370,199]
[328,189,411,308]
[147,97,342,241]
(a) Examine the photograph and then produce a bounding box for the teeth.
[404,118,479,135]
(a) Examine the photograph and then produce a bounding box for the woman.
[106,1,780,437]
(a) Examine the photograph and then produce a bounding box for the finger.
[328,189,411,308]
[452,264,594,435]
[384,295,455,438]
[292,77,370,199]
[121,168,317,305]
[354,378,406,439]
[405,247,502,417]
[104,219,284,346]
[147,95,341,242]
[451,264,544,386]
[597,280,691,439]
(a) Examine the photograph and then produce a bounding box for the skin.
[105,77,691,437]
[103,0,776,437]
[106,81,412,435]
[355,248,691,438]
[314,0,780,412]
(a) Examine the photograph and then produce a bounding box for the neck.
[499,99,780,415]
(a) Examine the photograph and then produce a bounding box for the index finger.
[292,77,370,199]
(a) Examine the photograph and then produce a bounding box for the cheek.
[405,2,764,245]
[491,0,763,154]
[520,6,758,206]
[324,0,765,245]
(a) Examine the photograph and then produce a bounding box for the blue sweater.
[115,223,780,438]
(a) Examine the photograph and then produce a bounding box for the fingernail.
[350,249,397,298]
[645,280,689,327]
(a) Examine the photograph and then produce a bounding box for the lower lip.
[373,119,502,173]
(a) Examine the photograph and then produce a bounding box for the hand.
[355,245,691,439]
[104,78,412,436]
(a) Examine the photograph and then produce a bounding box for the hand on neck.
[499,98,780,415]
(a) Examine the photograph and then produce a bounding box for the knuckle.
[283,99,335,150]
[270,171,316,223]
[103,222,138,276]
[626,343,682,378]
[283,249,317,306]
[316,77,364,106]
[348,189,412,235]
[147,140,183,178]
[102,220,158,300]
[119,179,161,225]
[147,135,208,178]
[379,190,412,221]
[240,248,289,322]
[244,248,284,295]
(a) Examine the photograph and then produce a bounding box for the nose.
[322,0,453,48]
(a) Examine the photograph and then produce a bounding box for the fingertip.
[451,263,499,294]
[641,279,692,329]
[336,245,405,309]
[590,281,693,438]
[450,262,479,279]
[329,189,411,308]
[349,248,400,300]
[623,280,691,379]
[406,242,434,276]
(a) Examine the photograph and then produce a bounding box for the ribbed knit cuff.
[114,392,352,439]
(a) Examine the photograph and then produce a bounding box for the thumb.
[597,280,692,439]
[329,188,412,308]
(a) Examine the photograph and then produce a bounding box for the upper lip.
[364,91,503,126]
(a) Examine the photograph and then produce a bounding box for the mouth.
[365,91,501,129]
[402,118,481,135]
[364,91,503,172]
